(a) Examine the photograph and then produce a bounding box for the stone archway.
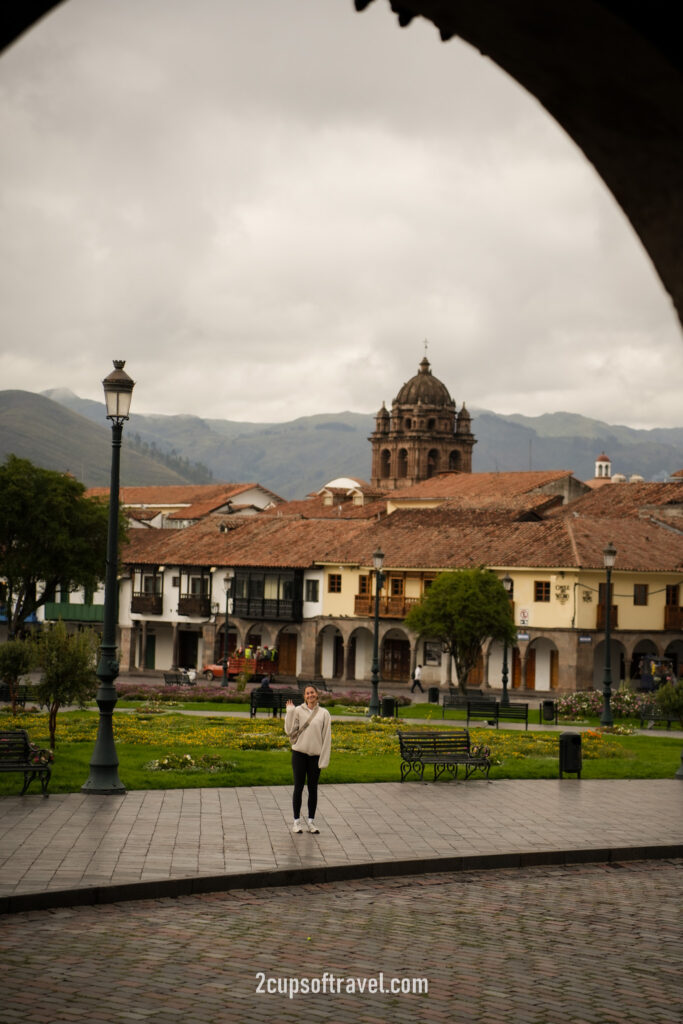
[318,624,345,682]
[593,638,628,689]
[381,627,411,682]
[526,637,560,691]
[347,626,374,682]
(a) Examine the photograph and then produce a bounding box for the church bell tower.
[370,356,476,490]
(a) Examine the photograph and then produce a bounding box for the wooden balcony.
[178,595,211,618]
[232,596,302,622]
[596,605,618,630]
[664,605,683,630]
[353,595,419,618]
[131,593,162,615]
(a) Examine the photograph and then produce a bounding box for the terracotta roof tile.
[553,481,683,518]
[388,470,578,503]
[122,505,683,574]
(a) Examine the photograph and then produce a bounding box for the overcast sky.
[1,0,681,429]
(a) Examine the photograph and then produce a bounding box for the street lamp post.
[222,570,234,688]
[600,541,617,727]
[82,361,134,795]
[368,548,385,717]
[501,573,513,706]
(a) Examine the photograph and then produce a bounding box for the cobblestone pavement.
[2,859,681,1024]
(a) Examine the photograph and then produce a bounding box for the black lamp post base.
[81,775,126,795]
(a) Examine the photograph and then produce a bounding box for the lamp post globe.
[600,541,617,727]
[368,548,385,717]
[82,361,134,794]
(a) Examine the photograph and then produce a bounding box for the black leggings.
[292,751,321,820]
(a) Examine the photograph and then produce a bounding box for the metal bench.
[638,704,678,730]
[466,699,499,727]
[398,729,491,782]
[441,693,468,718]
[0,729,52,796]
[249,688,304,718]
[163,671,196,686]
[0,682,31,709]
[497,703,529,729]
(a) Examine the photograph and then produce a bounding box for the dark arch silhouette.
[3,0,682,322]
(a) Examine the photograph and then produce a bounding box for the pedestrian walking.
[284,684,331,834]
[410,664,424,693]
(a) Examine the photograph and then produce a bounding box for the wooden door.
[550,649,559,690]
[525,647,536,690]
[467,650,485,687]
[278,633,297,675]
[382,638,410,681]
[512,648,522,688]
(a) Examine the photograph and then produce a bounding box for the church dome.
[395,357,453,407]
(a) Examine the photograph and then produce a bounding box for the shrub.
[655,680,683,727]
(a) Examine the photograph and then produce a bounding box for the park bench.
[249,688,305,718]
[163,671,196,687]
[465,700,529,730]
[398,729,491,782]
[0,729,52,796]
[638,704,678,730]
[441,693,468,718]
[466,699,499,727]
[497,703,529,729]
[0,682,32,709]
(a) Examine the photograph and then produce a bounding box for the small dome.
[395,357,453,408]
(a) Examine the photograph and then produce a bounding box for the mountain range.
[0,388,681,499]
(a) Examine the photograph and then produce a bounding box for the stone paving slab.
[1,779,682,914]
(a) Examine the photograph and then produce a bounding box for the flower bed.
[557,689,650,720]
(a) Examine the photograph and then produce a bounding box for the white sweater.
[284,703,331,769]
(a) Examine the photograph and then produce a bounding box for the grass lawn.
[1,708,680,795]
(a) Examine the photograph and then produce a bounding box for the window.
[305,579,319,603]
[534,581,550,602]
[666,584,679,607]
[328,573,342,594]
[390,577,404,597]
[358,574,370,595]
[598,582,613,606]
[142,573,162,595]
[633,584,648,606]
[423,578,435,593]
[190,575,209,597]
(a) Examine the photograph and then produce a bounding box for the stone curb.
[2,841,681,916]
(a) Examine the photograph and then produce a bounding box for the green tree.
[32,621,98,747]
[0,637,34,715]
[655,680,683,728]
[0,455,114,636]
[404,569,517,693]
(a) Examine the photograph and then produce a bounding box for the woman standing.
[284,685,331,834]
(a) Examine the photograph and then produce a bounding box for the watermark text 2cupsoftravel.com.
[256,971,428,998]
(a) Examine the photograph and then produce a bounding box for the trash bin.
[428,686,440,703]
[381,696,396,718]
[559,732,582,778]
[542,699,556,723]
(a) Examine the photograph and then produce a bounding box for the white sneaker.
[307,819,320,834]
[292,819,303,833]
